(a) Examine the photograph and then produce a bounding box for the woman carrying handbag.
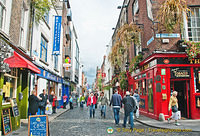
[167,91,180,126]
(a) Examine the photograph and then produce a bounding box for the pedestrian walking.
[28,90,41,115]
[85,93,89,104]
[79,94,85,108]
[99,92,108,118]
[69,95,73,109]
[133,90,140,118]
[63,94,68,109]
[39,89,48,115]
[122,91,136,131]
[52,92,57,113]
[167,91,180,126]
[109,89,122,126]
[87,92,97,118]
[94,92,98,109]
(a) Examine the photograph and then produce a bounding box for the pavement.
[4,105,200,136]
[120,108,200,132]
[6,105,70,136]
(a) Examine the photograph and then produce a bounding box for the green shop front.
[0,51,40,135]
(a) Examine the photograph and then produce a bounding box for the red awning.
[4,51,40,74]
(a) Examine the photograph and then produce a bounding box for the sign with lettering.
[53,16,62,55]
[28,115,49,136]
[2,109,12,135]
[156,33,180,38]
[189,59,200,64]
[170,67,190,78]
[11,98,19,117]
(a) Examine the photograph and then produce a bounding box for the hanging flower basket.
[184,41,200,59]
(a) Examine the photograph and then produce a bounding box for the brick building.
[124,0,200,120]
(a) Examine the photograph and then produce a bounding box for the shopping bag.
[177,111,181,120]
[45,104,52,115]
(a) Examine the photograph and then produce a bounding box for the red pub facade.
[129,52,200,120]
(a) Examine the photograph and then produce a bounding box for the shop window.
[40,35,48,62]
[147,79,154,112]
[3,72,17,104]
[194,68,200,93]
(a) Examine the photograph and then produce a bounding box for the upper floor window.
[132,0,139,17]
[44,12,49,24]
[0,0,5,30]
[187,7,200,42]
[54,55,58,70]
[147,0,153,21]
[40,35,48,62]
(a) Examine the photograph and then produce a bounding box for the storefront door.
[171,80,190,118]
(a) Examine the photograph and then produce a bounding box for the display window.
[194,68,200,93]
[2,69,17,105]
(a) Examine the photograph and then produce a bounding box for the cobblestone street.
[49,105,200,136]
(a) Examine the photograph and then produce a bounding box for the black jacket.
[29,94,40,115]
[122,95,136,115]
[39,93,48,107]
[49,95,53,102]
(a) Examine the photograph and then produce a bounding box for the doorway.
[170,80,190,118]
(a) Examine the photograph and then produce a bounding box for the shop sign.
[62,79,70,86]
[170,67,190,78]
[155,33,180,38]
[189,59,200,64]
[37,68,62,83]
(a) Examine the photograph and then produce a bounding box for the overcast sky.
[70,0,123,85]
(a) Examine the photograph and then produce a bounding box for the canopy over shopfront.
[4,51,40,74]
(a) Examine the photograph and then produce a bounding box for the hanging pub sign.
[170,67,190,78]
[53,16,62,55]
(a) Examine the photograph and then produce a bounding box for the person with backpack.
[122,91,136,131]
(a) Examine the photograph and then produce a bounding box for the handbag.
[172,105,178,113]
[39,101,45,107]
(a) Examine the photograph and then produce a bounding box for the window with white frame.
[19,4,25,47]
[40,35,48,62]
[132,0,139,17]
[0,0,5,30]
[54,55,58,70]
[187,7,200,42]
[44,11,49,24]
[146,0,153,21]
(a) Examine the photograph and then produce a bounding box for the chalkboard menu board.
[11,98,19,117]
[12,106,19,117]
[28,115,49,136]
[2,108,12,135]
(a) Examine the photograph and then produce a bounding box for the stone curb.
[120,109,200,132]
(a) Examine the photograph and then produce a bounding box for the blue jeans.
[101,105,106,117]
[90,104,95,117]
[124,111,134,129]
[113,108,120,124]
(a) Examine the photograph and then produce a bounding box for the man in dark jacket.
[110,89,122,125]
[39,89,48,115]
[29,90,41,115]
[122,91,136,130]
